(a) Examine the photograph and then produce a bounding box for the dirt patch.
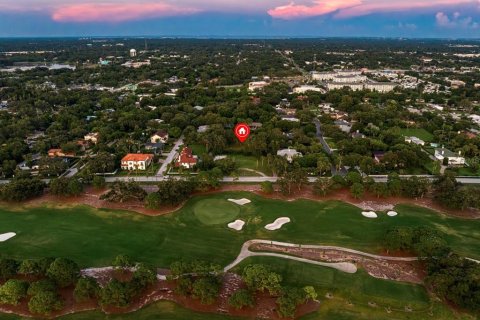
[6,184,479,220]
[250,243,426,284]
[19,187,182,216]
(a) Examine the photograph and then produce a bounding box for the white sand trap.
[228,198,251,206]
[387,211,398,217]
[0,232,16,242]
[228,220,245,231]
[361,211,378,218]
[265,217,291,231]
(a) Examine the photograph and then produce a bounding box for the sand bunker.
[387,211,398,217]
[0,232,16,242]
[228,220,246,231]
[228,198,251,206]
[361,211,378,218]
[265,217,291,231]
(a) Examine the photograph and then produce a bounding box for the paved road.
[313,119,333,155]
[276,50,309,78]
[102,175,480,184]
[156,136,183,177]
[313,119,347,176]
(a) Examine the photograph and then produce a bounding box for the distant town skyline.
[0,0,479,37]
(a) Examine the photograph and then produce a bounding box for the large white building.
[327,82,364,91]
[293,85,323,94]
[331,75,367,83]
[327,82,396,92]
[364,82,397,93]
[311,72,337,81]
[248,81,269,92]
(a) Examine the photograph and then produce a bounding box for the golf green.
[193,199,241,225]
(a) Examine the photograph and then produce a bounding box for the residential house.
[48,149,75,158]
[434,148,466,166]
[281,116,300,122]
[373,151,386,164]
[144,142,164,155]
[351,131,366,139]
[405,136,425,146]
[277,148,302,163]
[175,147,198,169]
[197,125,210,133]
[250,122,263,131]
[150,130,169,144]
[121,153,154,171]
[334,120,352,133]
[84,132,99,144]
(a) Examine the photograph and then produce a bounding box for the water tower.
[129,49,137,58]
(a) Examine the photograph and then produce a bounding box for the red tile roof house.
[48,148,76,158]
[175,147,198,169]
[121,154,154,171]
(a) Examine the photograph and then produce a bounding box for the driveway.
[156,136,184,177]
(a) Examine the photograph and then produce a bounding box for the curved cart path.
[224,240,360,274]
[224,240,480,275]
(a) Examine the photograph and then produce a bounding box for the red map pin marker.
[234,123,250,143]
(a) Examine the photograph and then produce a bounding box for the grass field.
[193,199,240,225]
[1,193,480,268]
[399,128,434,142]
[229,154,273,176]
[233,257,461,320]
[0,192,479,319]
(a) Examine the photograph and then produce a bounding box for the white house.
[84,132,99,144]
[277,148,302,163]
[334,120,352,133]
[405,136,425,146]
[150,130,169,144]
[434,148,466,166]
[121,154,154,171]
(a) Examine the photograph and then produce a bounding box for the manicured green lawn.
[1,193,480,270]
[447,167,480,177]
[229,154,273,176]
[399,129,434,142]
[234,257,435,316]
[190,144,207,156]
[193,199,240,225]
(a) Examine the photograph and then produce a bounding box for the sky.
[0,0,479,37]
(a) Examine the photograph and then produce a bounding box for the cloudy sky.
[0,0,479,37]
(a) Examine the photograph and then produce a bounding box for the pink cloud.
[268,0,476,20]
[52,2,200,22]
[268,0,362,20]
